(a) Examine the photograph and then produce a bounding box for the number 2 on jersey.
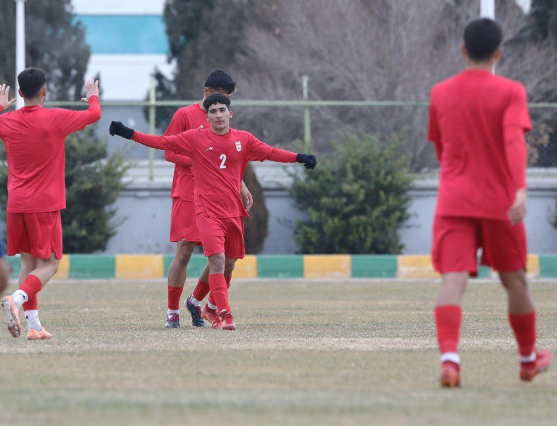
[219,154,227,169]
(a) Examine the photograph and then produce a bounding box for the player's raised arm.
[57,78,101,135]
[109,121,195,158]
[247,133,317,169]
[0,84,16,112]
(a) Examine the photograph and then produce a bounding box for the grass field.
[1,279,556,426]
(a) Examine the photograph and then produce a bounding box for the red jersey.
[427,70,531,220]
[0,97,101,213]
[164,103,208,201]
[133,128,297,218]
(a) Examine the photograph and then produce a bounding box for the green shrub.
[290,133,412,254]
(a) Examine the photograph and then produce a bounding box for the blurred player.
[0,84,15,296]
[427,19,552,387]
[110,94,316,330]
[0,69,101,339]
[163,70,253,329]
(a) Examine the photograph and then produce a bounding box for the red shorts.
[432,216,527,276]
[196,214,245,259]
[7,211,63,260]
[170,198,201,243]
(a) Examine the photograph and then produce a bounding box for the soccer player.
[109,94,316,330]
[0,68,101,339]
[0,84,15,296]
[427,18,551,387]
[163,70,253,329]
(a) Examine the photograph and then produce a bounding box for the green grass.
[1,279,556,426]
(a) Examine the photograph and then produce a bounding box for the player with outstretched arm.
[427,18,551,387]
[1,69,101,340]
[163,70,253,330]
[110,94,316,330]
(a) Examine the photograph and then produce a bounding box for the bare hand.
[241,181,253,212]
[81,78,99,102]
[507,188,527,225]
[0,84,16,110]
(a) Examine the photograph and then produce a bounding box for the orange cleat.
[220,311,236,331]
[27,326,52,340]
[520,350,552,382]
[202,305,222,329]
[1,295,22,338]
[440,362,461,388]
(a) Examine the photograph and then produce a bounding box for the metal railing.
[44,75,557,180]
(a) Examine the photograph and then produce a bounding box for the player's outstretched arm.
[0,84,16,112]
[109,121,193,157]
[248,134,317,169]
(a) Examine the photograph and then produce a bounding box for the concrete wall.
[105,163,557,255]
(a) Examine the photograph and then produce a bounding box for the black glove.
[296,153,317,170]
[109,121,135,139]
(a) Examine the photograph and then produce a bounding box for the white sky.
[515,0,531,13]
[71,0,165,15]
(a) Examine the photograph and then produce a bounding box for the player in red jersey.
[163,70,253,329]
[428,19,551,387]
[0,84,16,296]
[0,68,101,340]
[110,94,316,330]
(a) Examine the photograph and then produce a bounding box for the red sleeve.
[164,109,193,167]
[504,126,527,189]
[427,95,443,161]
[164,150,193,167]
[503,84,532,132]
[132,130,194,158]
[0,105,4,114]
[247,134,297,163]
[56,95,101,135]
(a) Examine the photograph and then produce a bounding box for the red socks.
[208,275,231,307]
[509,311,537,358]
[192,279,210,302]
[167,285,184,311]
[208,274,230,313]
[435,305,462,358]
[23,293,38,311]
[19,274,42,300]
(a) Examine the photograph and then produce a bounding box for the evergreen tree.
[0,0,90,101]
[290,133,412,254]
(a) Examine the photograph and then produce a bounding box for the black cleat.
[186,296,206,327]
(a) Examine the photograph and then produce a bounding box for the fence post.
[302,75,312,151]
[148,75,156,181]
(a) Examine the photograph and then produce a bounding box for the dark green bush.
[290,133,412,254]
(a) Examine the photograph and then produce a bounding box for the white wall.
[72,0,166,14]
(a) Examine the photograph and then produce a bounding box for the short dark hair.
[204,93,231,111]
[463,18,503,62]
[17,67,47,98]
[204,69,236,94]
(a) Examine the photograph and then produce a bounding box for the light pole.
[480,0,495,19]
[15,0,26,109]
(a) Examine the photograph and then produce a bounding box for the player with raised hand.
[110,94,316,330]
[428,18,551,387]
[0,69,101,340]
[163,69,253,329]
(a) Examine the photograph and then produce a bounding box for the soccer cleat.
[440,362,461,388]
[520,350,552,382]
[220,311,236,331]
[201,305,222,329]
[165,313,180,328]
[185,296,206,328]
[2,296,22,338]
[27,326,52,340]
